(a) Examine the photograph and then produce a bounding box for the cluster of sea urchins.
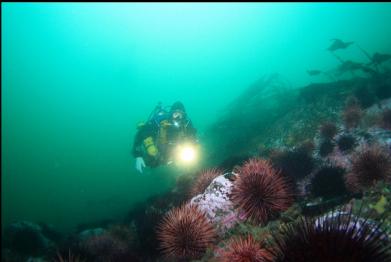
[231,158,294,225]
[157,203,216,261]
[269,210,391,262]
[217,234,273,262]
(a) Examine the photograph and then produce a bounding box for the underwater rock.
[366,98,391,114]
[26,257,47,262]
[190,173,245,235]
[38,223,62,244]
[3,221,55,257]
[77,225,137,262]
[367,127,391,148]
[80,232,129,262]
[300,195,356,217]
[78,227,105,242]
[318,139,335,157]
[381,109,391,130]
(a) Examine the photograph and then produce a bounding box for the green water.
[2,3,391,232]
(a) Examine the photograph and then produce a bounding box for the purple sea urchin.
[337,134,357,153]
[310,165,348,199]
[269,210,391,262]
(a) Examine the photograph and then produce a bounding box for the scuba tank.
[139,103,170,160]
[147,102,173,146]
[143,137,158,157]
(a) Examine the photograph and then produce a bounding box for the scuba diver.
[132,101,198,173]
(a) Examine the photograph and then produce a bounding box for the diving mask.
[172,110,184,120]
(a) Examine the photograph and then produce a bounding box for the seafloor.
[3,70,391,261]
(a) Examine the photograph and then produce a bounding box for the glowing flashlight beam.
[176,143,198,166]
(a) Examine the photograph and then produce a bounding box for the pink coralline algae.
[190,173,245,235]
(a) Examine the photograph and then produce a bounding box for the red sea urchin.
[218,235,273,262]
[319,121,338,139]
[269,210,391,262]
[190,168,222,197]
[157,203,217,261]
[269,148,315,181]
[238,158,275,176]
[231,158,294,225]
[347,145,391,191]
[342,105,363,129]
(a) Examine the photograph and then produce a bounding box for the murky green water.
[2,2,391,233]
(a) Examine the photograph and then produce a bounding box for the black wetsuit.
[132,114,197,167]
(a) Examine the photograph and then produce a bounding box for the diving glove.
[135,157,146,173]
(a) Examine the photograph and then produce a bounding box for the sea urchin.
[231,158,294,225]
[190,168,222,197]
[319,121,338,139]
[347,145,391,190]
[218,235,273,262]
[157,203,217,261]
[269,210,391,262]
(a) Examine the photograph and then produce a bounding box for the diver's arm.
[132,129,146,158]
[185,119,198,141]
[133,122,161,154]
[135,157,146,173]
[132,131,145,173]
[132,123,154,157]
[132,124,155,173]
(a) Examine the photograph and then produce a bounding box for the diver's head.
[170,101,186,123]
[171,101,185,113]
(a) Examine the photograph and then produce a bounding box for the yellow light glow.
[180,146,196,162]
[176,143,199,166]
